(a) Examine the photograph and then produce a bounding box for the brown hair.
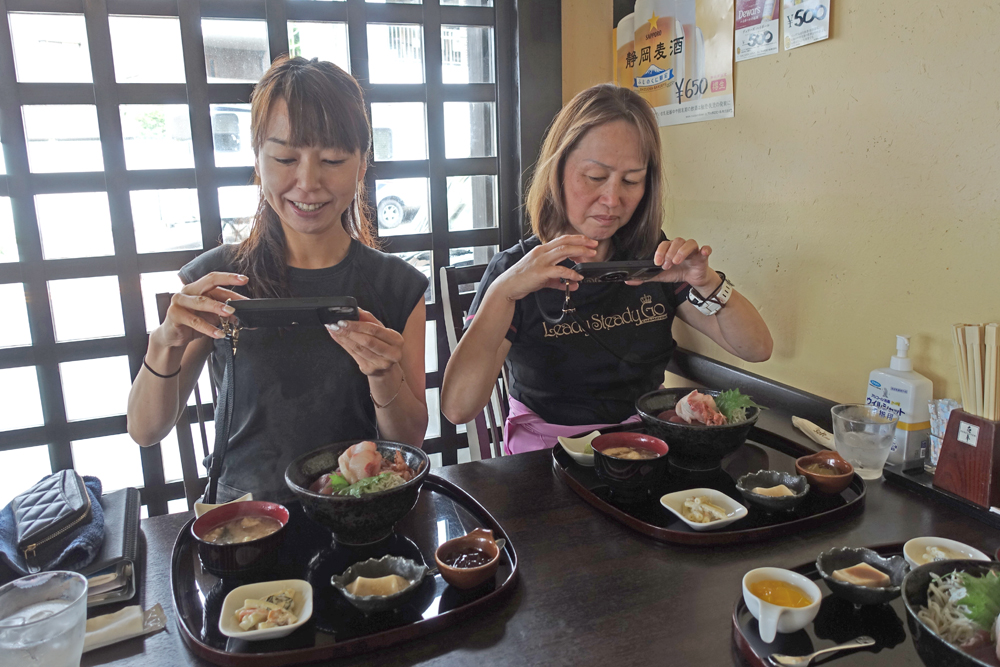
[235,56,376,298]
[524,84,663,259]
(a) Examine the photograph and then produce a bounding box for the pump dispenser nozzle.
[891,335,913,372]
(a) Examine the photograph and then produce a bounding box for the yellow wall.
[561,0,1000,404]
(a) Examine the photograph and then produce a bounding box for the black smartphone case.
[230,296,359,328]
[571,261,661,283]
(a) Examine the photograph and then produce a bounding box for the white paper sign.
[958,421,980,447]
[735,0,779,62]
[782,0,831,51]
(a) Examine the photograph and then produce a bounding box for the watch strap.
[688,272,733,316]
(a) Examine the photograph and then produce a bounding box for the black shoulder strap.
[206,327,238,504]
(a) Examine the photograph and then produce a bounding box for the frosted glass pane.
[425,387,440,439]
[140,271,184,332]
[368,24,424,84]
[219,185,259,244]
[375,178,429,236]
[442,0,491,5]
[447,175,497,232]
[210,104,253,168]
[23,105,103,173]
[444,102,496,159]
[9,13,92,83]
[0,446,51,507]
[0,197,16,263]
[203,20,269,84]
[160,429,183,483]
[425,319,437,374]
[442,25,494,84]
[450,245,496,271]
[60,356,131,421]
[288,22,350,72]
[131,189,202,254]
[48,276,125,342]
[109,16,185,83]
[72,432,144,492]
[186,364,214,407]
[35,192,115,260]
[168,498,189,514]
[0,283,32,348]
[121,105,194,170]
[0,367,44,431]
[392,251,432,303]
[371,103,427,161]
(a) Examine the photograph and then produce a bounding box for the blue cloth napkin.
[0,475,105,576]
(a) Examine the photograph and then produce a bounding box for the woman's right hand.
[151,272,249,349]
[493,235,597,302]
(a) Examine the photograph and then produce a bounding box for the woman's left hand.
[626,237,722,296]
[326,308,403,377]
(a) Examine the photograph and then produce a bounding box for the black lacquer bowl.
[817,546,909,606]
[635,388,760,471]
[285,440,430,546]
[903,559,1000,667]
[591,432,669,503]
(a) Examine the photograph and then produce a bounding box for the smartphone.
[230,297,359,328]
[570,260,663,284]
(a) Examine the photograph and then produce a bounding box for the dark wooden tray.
[731,544,922,667]
[552,425,866,546]
[170,475,518,666]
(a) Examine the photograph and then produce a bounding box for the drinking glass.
[0,571,88,667]
[831,404,898,481]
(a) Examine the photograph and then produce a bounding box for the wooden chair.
[156,293,213,509]
[439,265,508,460]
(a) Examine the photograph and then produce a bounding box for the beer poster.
[614,0,735,127]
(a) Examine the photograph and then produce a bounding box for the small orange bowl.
[795,451,854,495]
[434,528,500,590]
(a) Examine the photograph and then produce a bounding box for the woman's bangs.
[283,83,363,154]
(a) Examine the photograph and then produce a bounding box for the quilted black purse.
[12,470,92,573]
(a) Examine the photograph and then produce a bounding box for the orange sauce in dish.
[748,580,813,607]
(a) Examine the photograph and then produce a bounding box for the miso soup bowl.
[191,501,289,577]
[591,432,670,503]
[742,567,822,643]
[285,439,429,546]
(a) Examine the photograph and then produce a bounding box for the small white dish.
[659,488,748,531]
[742,567,822,643]
[218,579,312,641]
[194,493,253,518]
[558,431,600,467]
[903,536,990,569]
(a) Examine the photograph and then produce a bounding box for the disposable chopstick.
[986,331,995,421]
[953,324,971,412]
[988,323,1000,421]
[967,324,985,418]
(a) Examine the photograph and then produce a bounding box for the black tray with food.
[170,474,518,666]
[732,544,1000,667]
[551,419,866,546]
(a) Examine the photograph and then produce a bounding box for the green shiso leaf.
[958,570,1000,630]
[338,472,393,498]
[713,389,765,423]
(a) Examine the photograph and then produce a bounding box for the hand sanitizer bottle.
[866,335,933,472]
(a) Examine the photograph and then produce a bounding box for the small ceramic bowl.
[434,528,501,590]
[743,567,822,643]
[331,555,428,614]
[218,579,312,641]
[191,501,289,577]
[659,488,748,531]
[903,537,989,569]
[591,432,670,503]
[557,431,600,467]
[735,470,810,513]
[816,547,909,606]
[795,452,855,495]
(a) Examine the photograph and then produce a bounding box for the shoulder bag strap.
[206,326,239,504]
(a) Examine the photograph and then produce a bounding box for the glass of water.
[0,571,88,667]
[831,404,898,481]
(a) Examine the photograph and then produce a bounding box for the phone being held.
[229,297,359,328]
[569,260,662,284]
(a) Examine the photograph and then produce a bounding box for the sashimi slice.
[338,441,381,484]
[676,390,728,425]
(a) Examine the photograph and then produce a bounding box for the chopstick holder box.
[933,409,1000,509]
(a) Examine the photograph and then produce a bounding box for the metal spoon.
[768,636,875,666]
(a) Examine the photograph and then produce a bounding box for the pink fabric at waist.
[502,397,641,456]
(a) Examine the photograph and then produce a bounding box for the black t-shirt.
[465,237,691,426]
[179,241,428,502]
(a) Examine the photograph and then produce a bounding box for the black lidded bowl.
[635,388,760,471]
[591,432,670,503]
[191,500,289,577]
[902,559,1000,667]
[285,439,429,546]
[816,546,909,606]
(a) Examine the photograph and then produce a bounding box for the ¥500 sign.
[782,0,831,50]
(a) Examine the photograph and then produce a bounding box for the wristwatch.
[687,271,733,316]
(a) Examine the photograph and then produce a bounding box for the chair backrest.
[156,293,211,508]
[439,265,507,460]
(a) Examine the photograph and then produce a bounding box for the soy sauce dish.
[434,528,501,590]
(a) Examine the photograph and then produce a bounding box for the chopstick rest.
[83,603,166,653]
[792,417,835,450]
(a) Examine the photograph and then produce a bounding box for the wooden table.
[82,420,1000,667]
